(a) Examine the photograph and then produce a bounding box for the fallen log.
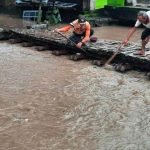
[146,72,150,80]
[113,63,133,73]
[8,38,22,44]
[69,53,86,61]
[92,59,106,66]
[1,28,150,72]
[21,42,34,47]
[34,46,50,51]
[0,28,12,40]
[52,50,69,56]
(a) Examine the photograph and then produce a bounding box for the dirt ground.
[0,14,150,150]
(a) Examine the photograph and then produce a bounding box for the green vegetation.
[95,0,124,9]
[46,7,61,25]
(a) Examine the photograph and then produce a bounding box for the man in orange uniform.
[55,15,94,48]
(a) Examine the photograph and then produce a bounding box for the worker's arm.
[123,27,137,44]
[55,25,72,32]
[81,24,91,44]
[76,23,91,48]
[123,19,141,44]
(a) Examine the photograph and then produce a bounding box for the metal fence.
[22,10,39,27]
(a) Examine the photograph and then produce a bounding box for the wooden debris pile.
[1,28,150,72]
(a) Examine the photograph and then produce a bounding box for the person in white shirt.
[123,11,150,56]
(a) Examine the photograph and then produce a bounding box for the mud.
[0,14,150,150]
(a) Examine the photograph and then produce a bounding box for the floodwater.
[0,14,150,150]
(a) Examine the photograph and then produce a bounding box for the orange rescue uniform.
[57,19,91,44]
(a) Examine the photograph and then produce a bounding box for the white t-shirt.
[135,11,150,29]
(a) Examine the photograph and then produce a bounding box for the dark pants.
[141,28,150,40]
[68,29,94,45]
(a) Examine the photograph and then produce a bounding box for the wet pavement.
[0,14,150,150]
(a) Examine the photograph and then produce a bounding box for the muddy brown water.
[0,14,150,150]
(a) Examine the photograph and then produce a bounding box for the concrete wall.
[82,0,97,11]
[126,0,137,6]
[90,0,96,10]
[82,0,90,10]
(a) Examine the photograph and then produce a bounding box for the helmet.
[78,15,86,24]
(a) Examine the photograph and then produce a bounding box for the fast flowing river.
[0,14,150,150]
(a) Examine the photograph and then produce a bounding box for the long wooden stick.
[104,44,124,66]
[54,30,76,45]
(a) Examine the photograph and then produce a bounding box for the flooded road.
[0,14,150,150]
